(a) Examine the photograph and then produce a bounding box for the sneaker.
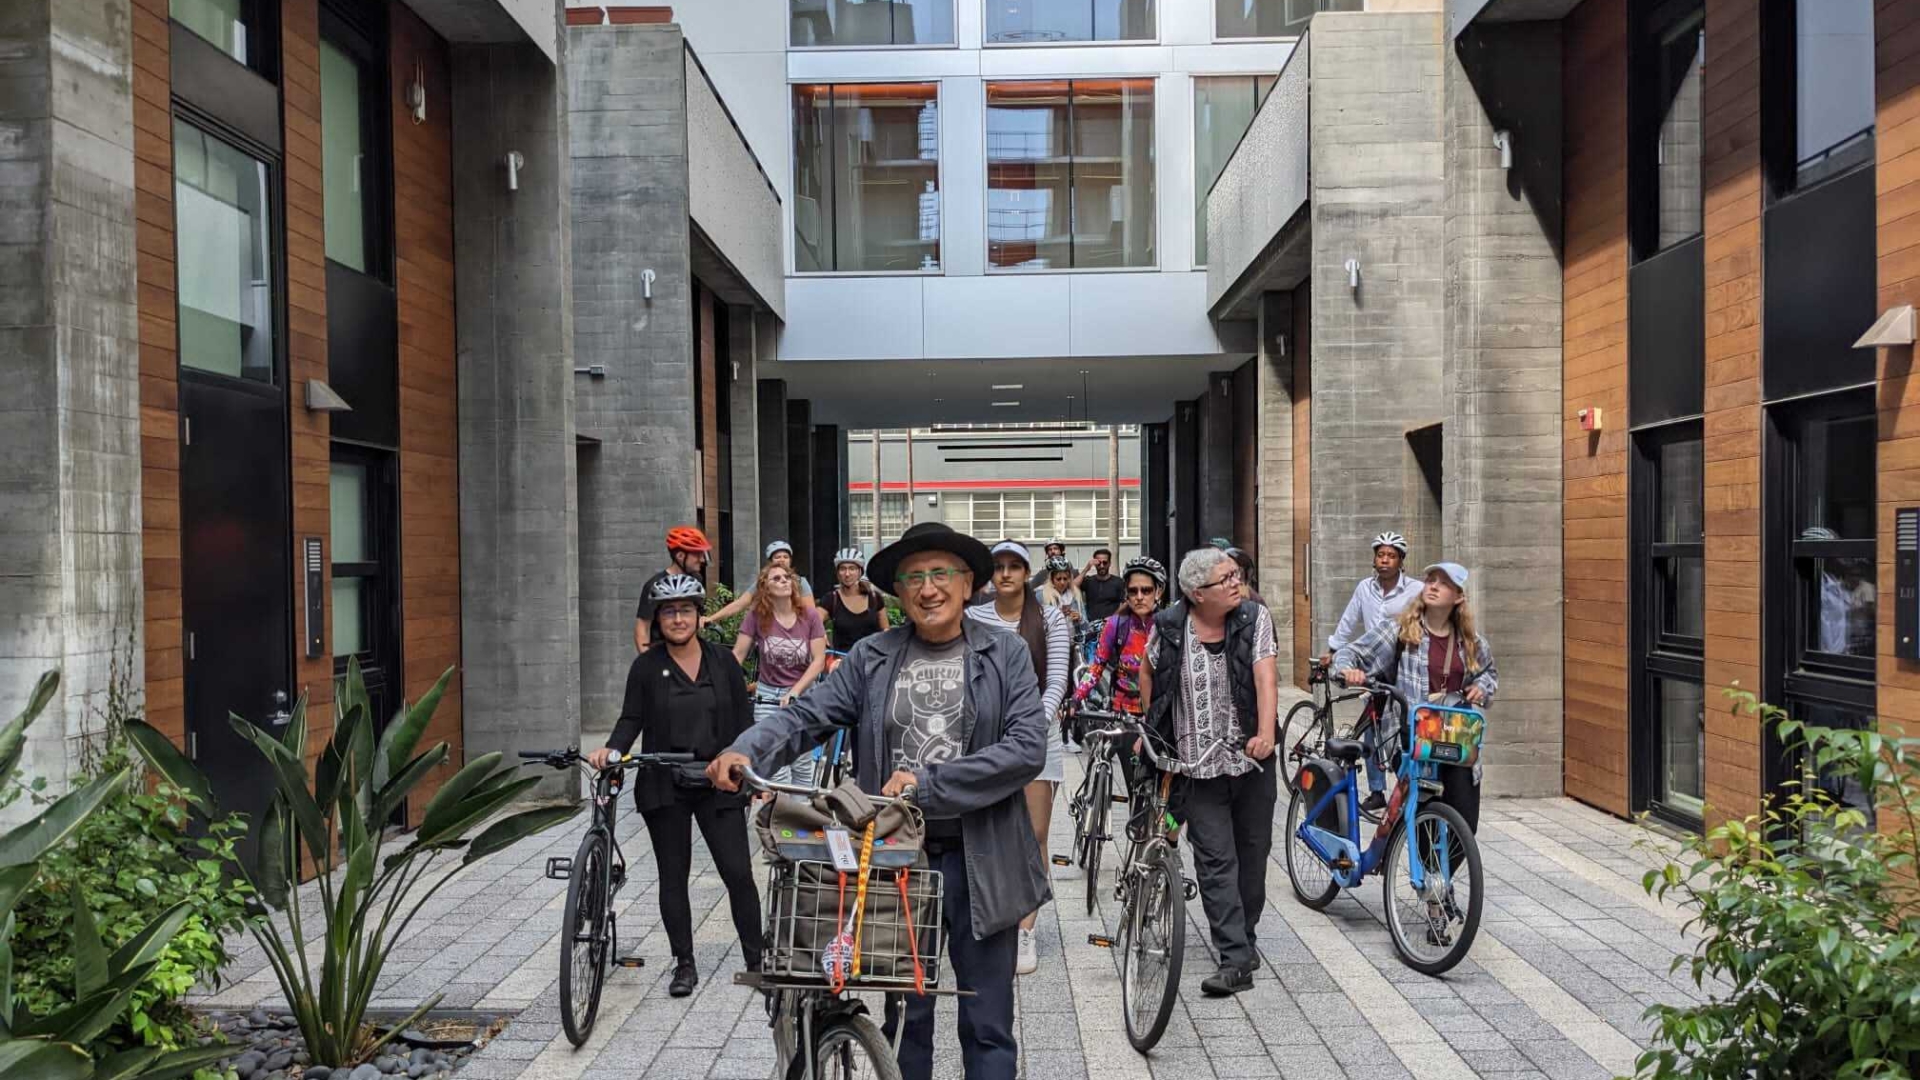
[1200,964,1253,997]
[668,958,698,998]
[1016,928,1038,975]
[1360,790,1387,813]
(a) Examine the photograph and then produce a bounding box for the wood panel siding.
[391,1,462,818]
[132,0,187,747]
[1561,0,1632,817]
[1877,0,1920,748]
[1699,0,1764,821]
[1292,281,1313,689]
[283,0,335,748]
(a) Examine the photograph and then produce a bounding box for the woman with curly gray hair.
[1138,546,1278,997]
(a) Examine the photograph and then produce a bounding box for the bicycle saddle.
[1322,738,1367,763]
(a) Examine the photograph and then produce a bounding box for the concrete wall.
[0,0,142,814]
[686,49,784,318]
[403,0,558,62]
[567,22,697,725]
[453,39,580,788]
[1443,40,1563,796]
[1306,11,1449,648]
[1206,33,1311,312]
[1255,292,1294,651]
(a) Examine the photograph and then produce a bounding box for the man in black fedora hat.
[709,521,1048,1080]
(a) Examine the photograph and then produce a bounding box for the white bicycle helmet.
[1123,555,1168,586]
[833,547,866,568]
[647,573,707,603]
[1371,531,1408,555]
[1043,555,1074,575]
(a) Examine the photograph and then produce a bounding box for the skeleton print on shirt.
[887,634,967,773]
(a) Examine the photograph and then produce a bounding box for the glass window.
[880,492,912,540]
[985,0,1154,44]
[173,119,276,383]
[1786,698,1877,831]
[1122,490,1140,541]
[172,0,254,67]
[1781,396,1876,671]
[1795,411,1876,540]
[1193,75,1275,266]
[793,83,941,273]
[1643,9,1705,254]
[1654,678,1705,817]
[988,79,1156,270]
[330,462,368,562]
[1653,434,1705,645]
[1216,0,1360,39]
[332,578,366,656]
[850,492,875,539]
[320,38,377,273]
[790,0,953,47]
[1793,0,1875,187]
[972,494,1003,539]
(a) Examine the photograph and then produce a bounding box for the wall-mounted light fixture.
[1345,259,1360,290]
[505,151,525,192]
[305,379,352,413]
[641,268,656,301]
[405,61,427,125]
[1274,332,1288,357]
[1493,129,1513,171]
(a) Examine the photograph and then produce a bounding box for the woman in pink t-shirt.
[733,563,827,785]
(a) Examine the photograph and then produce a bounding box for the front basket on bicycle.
[1409,704,1485,769]
[763,860,944,989]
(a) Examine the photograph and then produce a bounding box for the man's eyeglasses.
[1200,570,1244,591]
[1126,586,1158,598]
[896,566,965,590]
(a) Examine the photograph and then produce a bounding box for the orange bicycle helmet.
[665,526,712,553]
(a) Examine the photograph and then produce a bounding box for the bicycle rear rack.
[545,856,571,880]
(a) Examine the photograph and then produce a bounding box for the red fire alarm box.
[1577,407,1603,432]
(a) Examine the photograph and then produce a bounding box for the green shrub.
[1637,690,1920,1080]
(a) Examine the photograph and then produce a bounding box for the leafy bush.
[700,583,747,649]
[1637,690,1920,1080]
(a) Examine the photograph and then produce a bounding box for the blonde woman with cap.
[1334,561,1497,831]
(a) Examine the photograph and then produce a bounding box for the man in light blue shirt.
[1323,531,1419,664]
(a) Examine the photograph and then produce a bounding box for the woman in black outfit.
[586,573,763,998]
[824,547,891,652]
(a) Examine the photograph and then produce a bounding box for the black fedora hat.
[867,522,992,597]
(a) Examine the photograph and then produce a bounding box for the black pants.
[1179,765,1277,972]
[640,791,764,967]
[1439,766,1481,832]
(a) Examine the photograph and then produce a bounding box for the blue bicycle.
[1283,681,1485,975]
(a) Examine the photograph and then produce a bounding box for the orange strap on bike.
[829,870,850,994]
[896,869,927,995]
[849,819,877,978]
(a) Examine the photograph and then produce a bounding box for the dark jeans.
[1180,765,1278,972]
[885,845,1018,1080]
[640,791,764,967]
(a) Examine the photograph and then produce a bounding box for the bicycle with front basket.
[1282,681,1485,974]
[518,746,699,1046]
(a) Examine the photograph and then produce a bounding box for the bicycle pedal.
[1112,794,1128,803]
[1087,934,1115,948]
[612,956,646,968]
[544,857,572,881]
[1183,878,1197,901]
[1332,856,1354,871]
[1051,855,1072,866]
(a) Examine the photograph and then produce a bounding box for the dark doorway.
[329,445,401,765]
[180,377,292,868]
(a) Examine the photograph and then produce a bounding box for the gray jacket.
[727,618,1050,940]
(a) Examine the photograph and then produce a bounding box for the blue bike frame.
[1293,690,1457,893]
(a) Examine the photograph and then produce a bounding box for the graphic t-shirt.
[740,607,825,689]
[887,633,967,841]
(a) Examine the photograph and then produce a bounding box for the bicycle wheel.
[559,829,610,1046]
[1283,787,1339,910]
[1119,845,1185,1051]
[1277,700,1328,793]
[813,1014,903,1080]
[1082,764,1110,915]
[1382,799,1483,975]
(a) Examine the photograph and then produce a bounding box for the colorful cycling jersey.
[1074,611,1152,715]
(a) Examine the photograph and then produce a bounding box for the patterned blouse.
[1074,612,1153,716]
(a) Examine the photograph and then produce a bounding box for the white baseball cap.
[1423,562,1469,591]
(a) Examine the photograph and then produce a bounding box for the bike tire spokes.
[1386,811,1475,969]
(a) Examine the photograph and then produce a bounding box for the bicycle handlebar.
[517,747,700,770]
[730,762,914,807]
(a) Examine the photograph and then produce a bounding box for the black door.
[180,375,293,865]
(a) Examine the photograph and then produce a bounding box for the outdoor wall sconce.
[1855,304,1915,349]
[1493,129,1513,171]
[1345,259,1360,290]
[305,379,352,413]
[642,268,656,300]
[505,151,525,192]
[405,61,427,125]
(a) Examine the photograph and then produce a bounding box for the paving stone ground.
[195,702,1715,1080]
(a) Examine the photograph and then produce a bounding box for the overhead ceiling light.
[991,383,1024,390]
[991,401,1020,407]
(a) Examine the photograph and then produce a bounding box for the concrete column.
[567,22,695,728]
[785,399,813,571]
[727,305,761,591]
[810,425,845,587]
[1198,372,1236,545]
[758,378,789,566]
[1256,293,1295,663]
[1444,36,1564,797]
[0,0,141,813]
[1171,401,1201,560]
[453,36,579,788]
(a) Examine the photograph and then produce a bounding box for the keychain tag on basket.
[825,827,859,872]
[822,910,857,981]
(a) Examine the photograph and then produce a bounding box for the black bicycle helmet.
[1122,555,1167,587]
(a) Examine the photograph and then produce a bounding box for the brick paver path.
[196,710,1711,1079]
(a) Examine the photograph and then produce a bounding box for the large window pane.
[1789,699,1877,831]
[988,82,1073,269]
[1654,678,1704,817]
[320,39,373,272]
[1193,76,1274,266]
[794,83,941,273]
[1804,555,1875,657]
[985,0,1154,44]
[1658,557,1705,640]
[791,0,953,46]
[1656,437,1703,542]
[1653,15,1705,250]
[173,120,275,383]
[1073,80,1155,268]
[1796,411,1876,539]
[1215,0,1361,39]
[1795,0,1875,186]
[330,463,368,563]
[172,0,251,66]
[332,578,366,656]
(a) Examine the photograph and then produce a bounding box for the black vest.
[1145,599,1261,747]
